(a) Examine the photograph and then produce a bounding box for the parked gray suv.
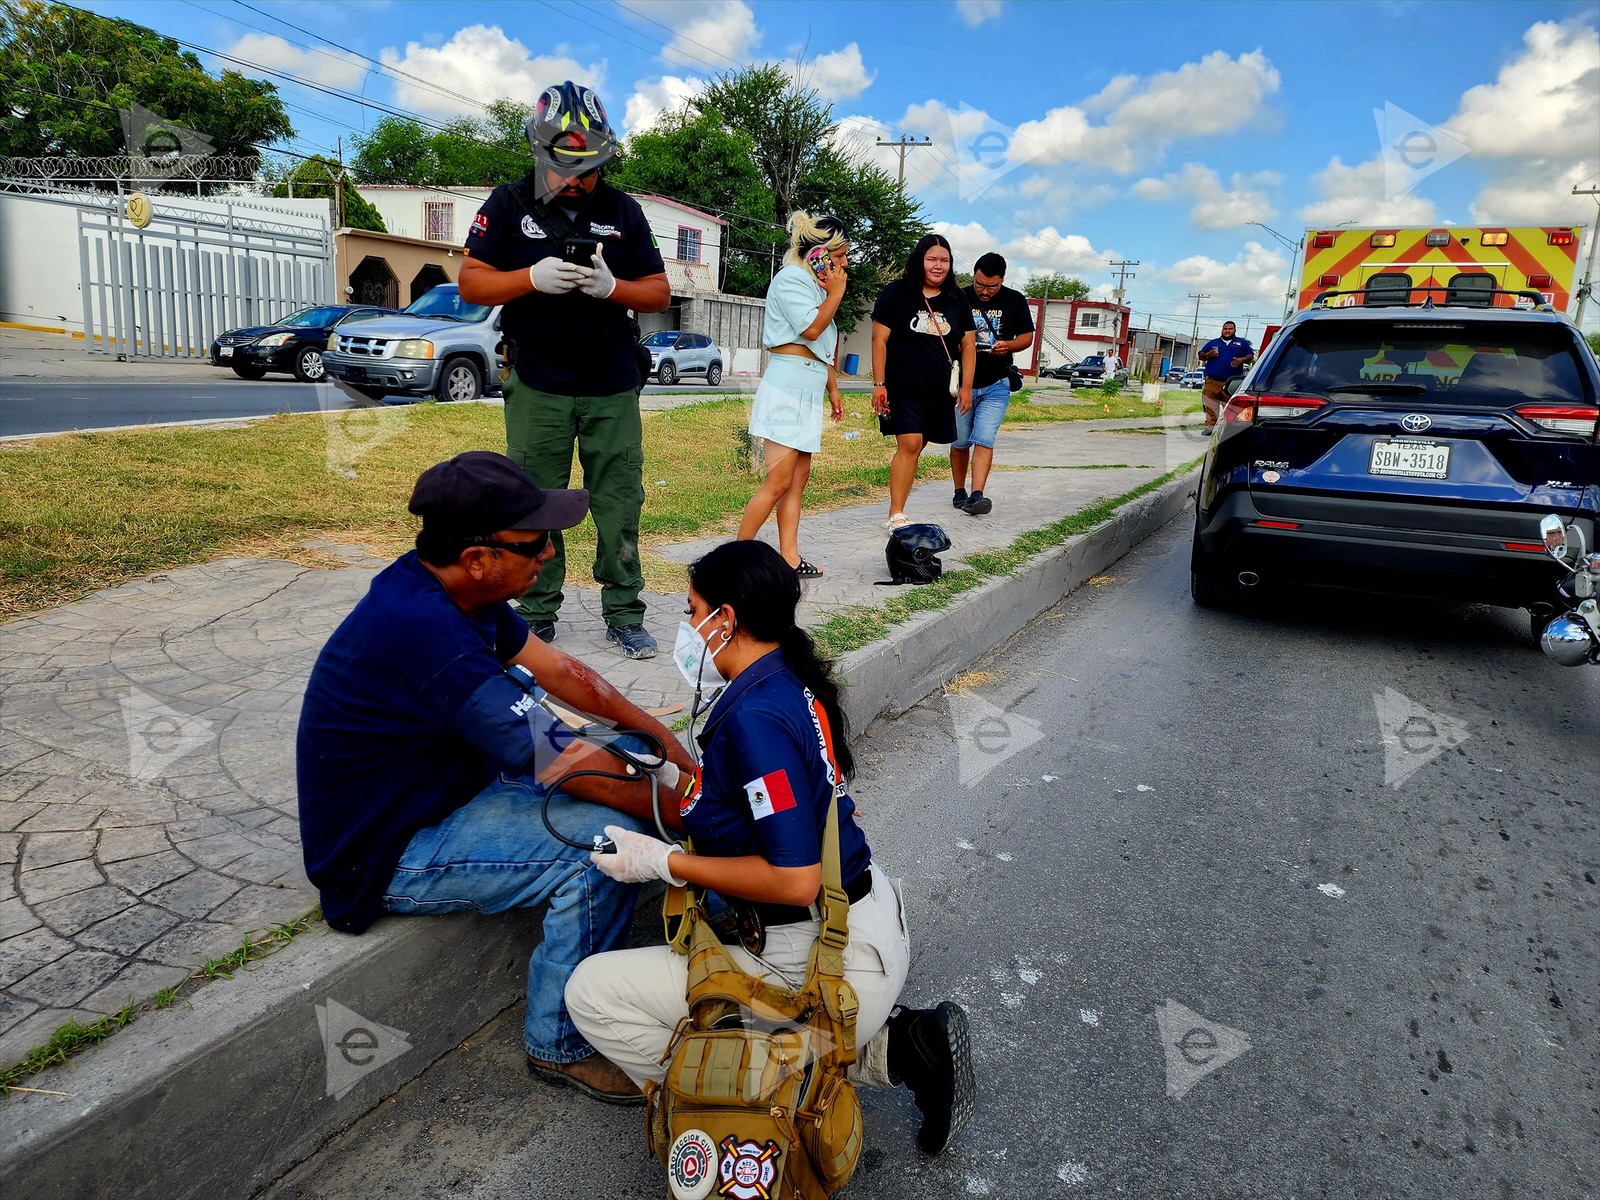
[323,284,503,402]
[642,330,723,385]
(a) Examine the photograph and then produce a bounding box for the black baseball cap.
[409,451,589,533]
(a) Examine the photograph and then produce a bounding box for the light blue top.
[763,263,838,362]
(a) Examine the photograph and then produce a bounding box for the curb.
[0,469,1198,1200]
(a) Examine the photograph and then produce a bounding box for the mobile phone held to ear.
[564,236,600,265]
[805,245,831,282]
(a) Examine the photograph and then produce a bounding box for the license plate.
[1369,439,1450,479]
[345,366,368,380]
[219,345,233,357]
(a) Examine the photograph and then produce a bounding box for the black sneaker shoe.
[963,491,992,516]
[952,488,968,509]
[530,619,556,644]
[889,1002,975,1155]
[606,624,658,660]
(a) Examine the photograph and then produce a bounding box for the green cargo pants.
[503,369,646,628]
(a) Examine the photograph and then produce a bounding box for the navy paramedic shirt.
[684,651,870,887]
[296,551,566,933]
[463,177,664,397]
[1199,336,1254,381]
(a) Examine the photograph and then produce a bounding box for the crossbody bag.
[920,292,961,399]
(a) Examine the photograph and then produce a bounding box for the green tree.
[1023,273,1091,300]
[350,100,531,187]
[0,0,291,161]
[267,155,384,231]
[1587,329,1600,358]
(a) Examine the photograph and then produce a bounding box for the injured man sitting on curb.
[296,450,696,1104]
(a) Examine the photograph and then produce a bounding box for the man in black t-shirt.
[459,81,669,661]
[954,253,1035,517]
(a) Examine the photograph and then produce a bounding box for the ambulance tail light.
[1527,273,1553,288]
[1424,232,1451,247]
[1548,230,1576,246]
[1318,273,1340,287]
[1311,233,1338,249]
[1370,233,1397,248]
[1515,405,1599,438]
[1480,232,1509,246]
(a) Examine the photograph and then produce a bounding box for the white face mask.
[673,611,730,692]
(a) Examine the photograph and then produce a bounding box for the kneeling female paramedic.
[565,539,974,1155]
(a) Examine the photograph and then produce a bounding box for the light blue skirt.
[749,354,828,454]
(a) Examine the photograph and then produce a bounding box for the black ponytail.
[688,541,855,779]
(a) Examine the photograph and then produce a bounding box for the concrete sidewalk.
[0,413,1201,1198]
[1,326,223,383]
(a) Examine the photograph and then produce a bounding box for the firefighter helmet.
[525,81,616,174]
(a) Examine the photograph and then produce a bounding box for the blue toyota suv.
[1190,290,1599,633]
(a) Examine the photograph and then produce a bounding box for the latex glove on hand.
[575,245,617,299]
[591,825,687,885]
[530,257,585,295]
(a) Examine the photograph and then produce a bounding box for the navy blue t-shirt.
[1200,336,1255,380]
[296,552,567,932]
[684,651,870,888]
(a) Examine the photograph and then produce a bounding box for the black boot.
[886,1002,975,1155]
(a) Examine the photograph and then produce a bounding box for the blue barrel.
[842,352,861,375]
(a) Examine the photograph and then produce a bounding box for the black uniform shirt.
[464,178,665,397]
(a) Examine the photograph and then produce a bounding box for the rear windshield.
[1262,322,1592,406]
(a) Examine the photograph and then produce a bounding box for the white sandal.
[883,512,910,529]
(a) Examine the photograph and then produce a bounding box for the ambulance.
[1295,225,1586,314]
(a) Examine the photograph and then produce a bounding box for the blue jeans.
[952,378,1012,449]
[382,775,644,1062]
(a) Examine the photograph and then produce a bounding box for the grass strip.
[1006,387,1203,424]
[0,906,322,1097]
[811,462,1200,659]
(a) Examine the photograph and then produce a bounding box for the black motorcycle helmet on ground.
[525,81,617,176]
[884,524,952,585]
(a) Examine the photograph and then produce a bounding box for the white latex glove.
[575,245,617,299]
[529,257,584,295]
[590,824,686,885]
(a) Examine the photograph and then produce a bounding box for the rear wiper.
[1324,383,1428,396]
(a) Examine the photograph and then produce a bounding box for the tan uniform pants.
[566,863,908,1088]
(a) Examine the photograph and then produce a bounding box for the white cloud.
[956,0,1004,26]
[620,0,761,69]
[1471,159,1596,226]
[1159,240,1290,307]
[1000,226,1110,277]
[1133,163,1278,230]
[380,27,605,117]
[1008,50,1281,174]
[623,74,705,134]
[784,43,876,101]
[931,219,1000,272]
[1300,156,1438,226]
[228,33,368,89]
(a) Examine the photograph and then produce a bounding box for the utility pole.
[1572,185,1600,328]
[1188,293,1211,367]
[875,134,934,191]
[1240,312,1261,341]
[1108,258,1139,304]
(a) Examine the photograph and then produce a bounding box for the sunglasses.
[475,533,550,558]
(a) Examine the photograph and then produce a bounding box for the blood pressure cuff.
[451,670,575,778]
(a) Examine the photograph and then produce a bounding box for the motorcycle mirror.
[1539,514,1568,560]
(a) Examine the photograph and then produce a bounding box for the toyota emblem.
[1401,413,1432,432]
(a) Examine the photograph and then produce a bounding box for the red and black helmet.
[525,81,616,174]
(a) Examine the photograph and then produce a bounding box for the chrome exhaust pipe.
[1238,571,1261,588]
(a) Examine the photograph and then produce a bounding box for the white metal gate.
[77,195,333,359]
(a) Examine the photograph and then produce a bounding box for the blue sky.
[88,0,1600,334]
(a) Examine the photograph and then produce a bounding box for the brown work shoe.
[526,1052,644,1106]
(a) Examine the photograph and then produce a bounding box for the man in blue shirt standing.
[296,451,696,1104]
[1196,320,1255,433]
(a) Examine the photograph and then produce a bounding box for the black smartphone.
[563,236,600,265]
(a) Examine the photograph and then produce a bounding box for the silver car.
[641,330,723,385]
[323,285,503,402]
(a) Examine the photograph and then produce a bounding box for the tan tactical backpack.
[644,793,863,1200]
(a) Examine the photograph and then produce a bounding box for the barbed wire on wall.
[0,154,267,183]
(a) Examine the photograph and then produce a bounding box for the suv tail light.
[1515,404,1599,437]
[1224,394,1329,425]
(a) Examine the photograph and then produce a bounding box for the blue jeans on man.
[382,775,644,1062]
[951,377,1012,515]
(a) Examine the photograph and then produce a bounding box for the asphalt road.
[0,377,878,437]
[262,517,1599,1200]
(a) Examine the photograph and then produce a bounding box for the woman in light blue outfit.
[737,213,849,577]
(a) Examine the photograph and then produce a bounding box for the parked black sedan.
[211,305,393,382]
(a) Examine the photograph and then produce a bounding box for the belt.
[752,865,872,929]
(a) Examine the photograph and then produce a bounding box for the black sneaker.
[606,624,658,660]
[951,488,968,509]
[963,491,992,516]
[530,619,556,644]
[889,1002,975,1155]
